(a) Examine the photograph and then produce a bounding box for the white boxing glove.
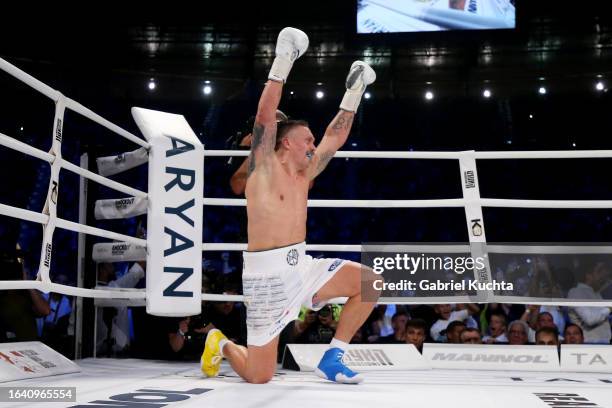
[268,27,309,83]
[339,61,376,112]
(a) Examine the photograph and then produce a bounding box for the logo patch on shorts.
[328,259,342,272]
[287,249,299,266]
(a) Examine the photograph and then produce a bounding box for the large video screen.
[357,0,516,33]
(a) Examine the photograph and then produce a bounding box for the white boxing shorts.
[242,241,347,346]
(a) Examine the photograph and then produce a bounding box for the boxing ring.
[1,57,612,407]
[2,358,612,407]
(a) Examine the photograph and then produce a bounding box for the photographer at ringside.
[167,280,246,360]
[294,305,342,344]
[0,232,50,341]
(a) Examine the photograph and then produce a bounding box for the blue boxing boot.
[315,347,364,384]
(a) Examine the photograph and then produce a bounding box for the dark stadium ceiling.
[1,1,612,101]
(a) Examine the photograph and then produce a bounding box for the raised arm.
[248,27,309,176]
[248,82,282,175]
[308,61,376,180]
[308,111,354,179]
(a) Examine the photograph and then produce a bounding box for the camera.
[317,305,332,318]
[224,110,289,167]
[224,117,255,167]
[188,314,207,332]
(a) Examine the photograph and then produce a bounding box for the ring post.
[132,107,203,317]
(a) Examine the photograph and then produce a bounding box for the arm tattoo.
[251,123,265,150]
[247,154,255,177]
[315,151,334,176]
[248,123,266,176]
[248,122,277,176]
[331,111,354,131]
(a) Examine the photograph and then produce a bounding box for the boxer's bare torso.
[245,123,317,251]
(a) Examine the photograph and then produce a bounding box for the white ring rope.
[0,202,49,225]
[486,244,612,254]
[203,149,462,159]
[474,150,612,159]
[64,98,149,149]
[203,149,612,209]
[47,283,146,299]
[202,243,480,252]
[97,293,247,306]
[0,132,146,198]
[203,197,612,210]
[61,160,147,198]
[92,296,609,307]
[203,243,612,253]
[0,57,149,149]
[203,197,466,208]
[0,57,152,300]
[202,243,364,252]
[480,198,612,209]
[0,57,60,101]
[203,149,612,160]
[0,132,54,163]
[0,55,149,291]
[0,201,144,246]
[55,218,146,247]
